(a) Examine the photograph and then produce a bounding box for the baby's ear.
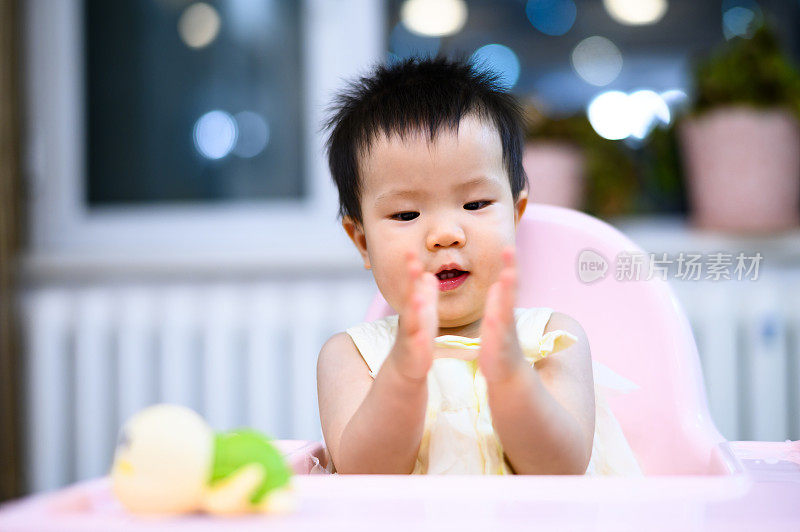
[342,217,371,270]
[514,189,529,227]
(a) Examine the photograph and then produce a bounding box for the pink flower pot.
[679,106,800,234]
[522,141,586,210]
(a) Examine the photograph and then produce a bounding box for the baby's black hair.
[323,55,528,226]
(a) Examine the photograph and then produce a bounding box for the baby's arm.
[480,248,595,474]
[317,252,438,474]
[487,312,595,475]
[316,333,427,474]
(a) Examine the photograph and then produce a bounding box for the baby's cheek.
[373,269,402,311]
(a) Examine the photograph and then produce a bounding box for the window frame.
[22,0,384,270]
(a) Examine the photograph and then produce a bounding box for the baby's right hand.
[390,250,439,383]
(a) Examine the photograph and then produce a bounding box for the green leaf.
[692,23,800,120]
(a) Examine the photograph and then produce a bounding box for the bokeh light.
[525,0,577,36]
[627,90,670,139]
[177,3,221,49]
[587,90,670,140]
[193,110,237,160]
[232,111,270,159]
[722,1,763,40]
[603,0,668,26]
[471,44,521,89]
[571,36,623,87]
[400,0,468,37]
[587,91,630,140]
[660,89,689,111]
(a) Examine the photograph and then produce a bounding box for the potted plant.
[679,23,800,233]
[523,105,639,218]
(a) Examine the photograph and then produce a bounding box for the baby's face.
[343,114,528,329]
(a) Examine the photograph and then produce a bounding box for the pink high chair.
[2,205,799,531]
[298,203,747,477]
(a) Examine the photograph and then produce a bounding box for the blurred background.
[1,0,799,499]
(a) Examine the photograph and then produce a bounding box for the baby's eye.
[390,211,419,221]
[464,200,492,210]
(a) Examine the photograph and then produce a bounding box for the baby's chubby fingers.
[481,247,518,333]
[392,251,437,383]
[478,247,525,384]
[418,271,439,339]
[402,250,422,299]
[495,247,518,322]
[398,250,424,335]
[477,281,504,378]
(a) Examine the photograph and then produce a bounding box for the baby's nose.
[426,223,465,249]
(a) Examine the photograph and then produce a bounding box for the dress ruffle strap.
[434,327,580,364]
[522,329,578,365]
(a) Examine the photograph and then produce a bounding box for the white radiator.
[670,273,800,445]
[20,278,376,493]
[20,274,800,493]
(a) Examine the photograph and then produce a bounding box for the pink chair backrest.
[365,204,726,475]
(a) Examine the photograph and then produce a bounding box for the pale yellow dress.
[339,307,643,476]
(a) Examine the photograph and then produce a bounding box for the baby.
[316,57,597,475]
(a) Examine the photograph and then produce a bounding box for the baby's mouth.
[436,270,470,291]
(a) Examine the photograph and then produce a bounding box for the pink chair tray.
[4,440,798,531]
[288,440,754,502]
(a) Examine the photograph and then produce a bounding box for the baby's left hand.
[478,247,527,384]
